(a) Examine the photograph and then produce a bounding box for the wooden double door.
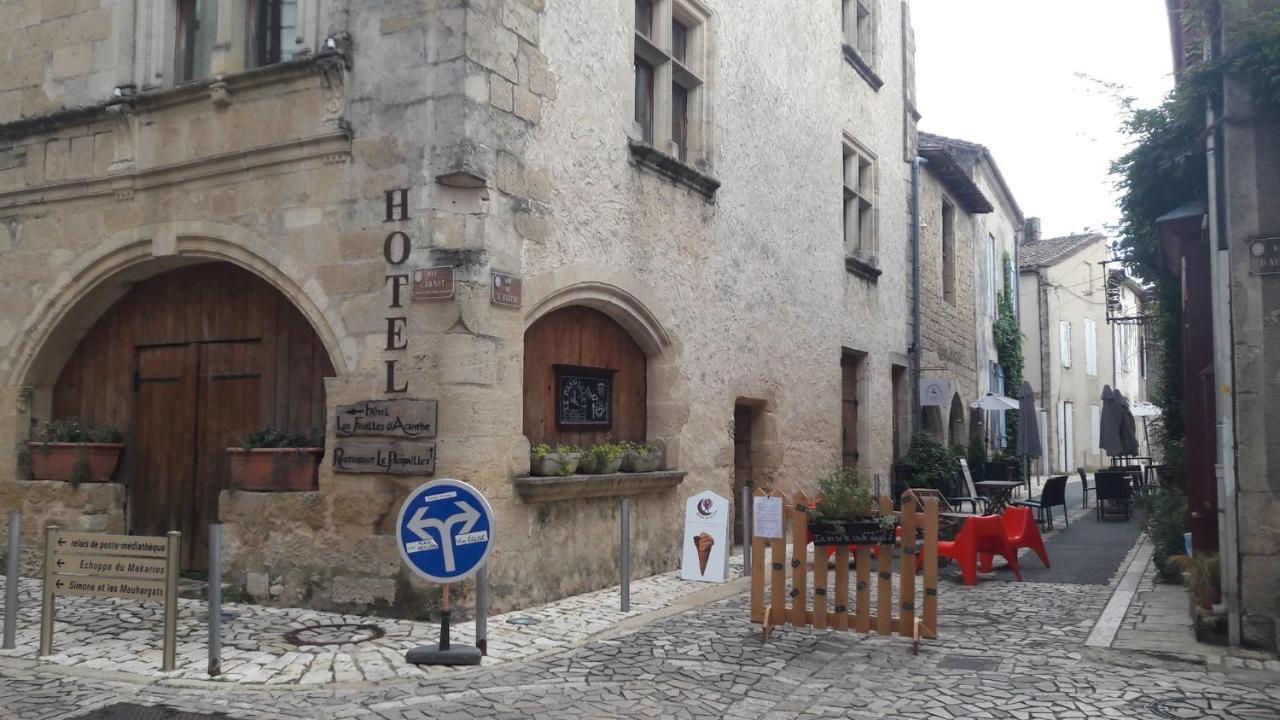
[53,263,334,570]
[133,340,261,568]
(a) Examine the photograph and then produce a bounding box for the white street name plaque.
[41,529,180,671]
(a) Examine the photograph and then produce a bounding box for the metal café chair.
[1094,470,1132,521]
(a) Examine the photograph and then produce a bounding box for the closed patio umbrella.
[1016,382,1041,459]
[1116,390,1140,457]
[1099,385,1125,457]
[1016,382,1042,490]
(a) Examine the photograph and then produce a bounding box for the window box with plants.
[808,467,896,546]
[227,428,323,492]
[619,441,661,473]
[26,418,125,485]
[529,444,581,477]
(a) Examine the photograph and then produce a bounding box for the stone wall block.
[519,42,555,99]
[466,11,518,83]
[511,84,541,122]
[502,0,539,44]
[489,72,515,112]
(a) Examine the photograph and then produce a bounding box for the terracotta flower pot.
[227,448,322,492]
[27,442,124,483]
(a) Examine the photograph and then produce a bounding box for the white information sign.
[752,496,784,539]
[680,491,730,583]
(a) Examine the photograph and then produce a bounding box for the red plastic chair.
[937,515,1022,585]
[983,506,1049,572]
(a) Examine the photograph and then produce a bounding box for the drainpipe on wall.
[911,156,927,434]
[1204,8,1242,647]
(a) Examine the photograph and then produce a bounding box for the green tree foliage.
[993,255,1023,449]
[1111,4,1280,466]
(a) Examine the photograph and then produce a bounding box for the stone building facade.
[0,0,923,616]
[917,133,1022,451]
[1019,233,1128,474]
[1160,0,1280,651]
[913,134,993,448]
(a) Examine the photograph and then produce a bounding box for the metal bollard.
[208,524,222,676]
[740,486,751,577]
[620,497,630,612]
[475,566,488,656]
[4,512,19,649]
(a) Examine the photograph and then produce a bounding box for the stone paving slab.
[0,555,746,686]
[1110,548,1280,674]
[3,573,1280,719]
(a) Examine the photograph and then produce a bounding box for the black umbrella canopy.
[1116,390,1140,456]
[1100,385,1125,457]
[1016,382,1042,458]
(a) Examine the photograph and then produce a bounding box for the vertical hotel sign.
[382,188,413,394]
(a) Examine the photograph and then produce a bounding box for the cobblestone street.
[1,536,1277,720]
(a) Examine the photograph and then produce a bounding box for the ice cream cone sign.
[681,491,729,582]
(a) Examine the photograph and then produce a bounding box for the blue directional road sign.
[396,478,495,584]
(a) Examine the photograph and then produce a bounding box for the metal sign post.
[208,524,222,676]
[397,478,494,667]
[4,512,19,649]
[620,497,630,612]
[40,528,180,671]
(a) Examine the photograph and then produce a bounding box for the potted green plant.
[228,428,323,492]
[27,418,125,484]
[808,467,895,545]
[573,444,598,474]
[901,432,956,492]
[551,445,580,476]
[589,442,625,474]
[619,441,661,472]
[530,443,563,476]
[1170,552,1221,610]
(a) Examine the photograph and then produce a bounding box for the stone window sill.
[627,140,721,200]
[514,470,686,503]
[846,254,882,281]
[842,44,884,91]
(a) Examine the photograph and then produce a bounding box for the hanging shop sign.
[40,529,180,671]
[555,365,613,429]
[680,491,730,583]
[1249,236,1280,276]
[412,266,455,301]
[491,271,522,308]
[332,440,436,475]
[335,399,438,439]
[919,378,951,407]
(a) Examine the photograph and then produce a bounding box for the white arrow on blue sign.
[396,478,495,584]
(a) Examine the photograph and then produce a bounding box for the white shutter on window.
[1059,320,1072,368]
[1091,404,1102,451]
[1085,318,1098,376]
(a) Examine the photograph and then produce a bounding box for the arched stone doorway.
[49,261,336,569]
[523,306,647,446]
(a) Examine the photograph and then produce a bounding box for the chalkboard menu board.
[556,365,613,429]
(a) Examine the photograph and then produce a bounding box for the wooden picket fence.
[750,489,940,653]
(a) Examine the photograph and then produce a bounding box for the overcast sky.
[911,0,1175,239]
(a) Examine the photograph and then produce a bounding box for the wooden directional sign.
[41,528,180,671]
[51,575,168,601]
[52,532,168,558]
[54,554,169,580]
[332,440,436,475]
[335,399,438,439]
